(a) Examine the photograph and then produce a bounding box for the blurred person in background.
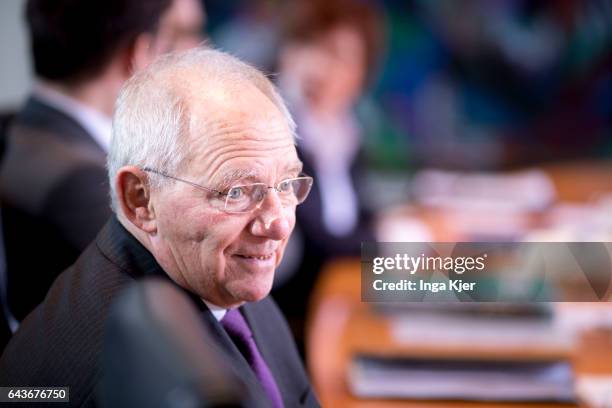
[272,0,384,349]
[0,0,205,324]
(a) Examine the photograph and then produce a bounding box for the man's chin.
[226,279,274,304]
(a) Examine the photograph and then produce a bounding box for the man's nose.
[250,189,291,240]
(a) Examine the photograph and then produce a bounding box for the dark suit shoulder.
[247,296,296,342]
[0,241,133,406]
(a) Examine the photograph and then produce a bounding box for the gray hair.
[107,46,296,212]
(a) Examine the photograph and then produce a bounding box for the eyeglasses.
[143,167,313,213]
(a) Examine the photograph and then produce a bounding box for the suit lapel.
[200,306,271,405]
[242,301,293,407]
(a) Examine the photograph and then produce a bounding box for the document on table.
[385,304,574,350]
[349,354,577,403]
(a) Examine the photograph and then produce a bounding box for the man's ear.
[127,33,155,74]
[115,166,157,233]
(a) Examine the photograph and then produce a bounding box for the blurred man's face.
[153,0,206,53]
[150,80,301,308]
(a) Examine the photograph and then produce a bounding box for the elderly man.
[0,48,319,408]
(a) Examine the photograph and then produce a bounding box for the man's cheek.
[285,208,297,228]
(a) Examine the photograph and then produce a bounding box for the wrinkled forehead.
[186,130,300,187]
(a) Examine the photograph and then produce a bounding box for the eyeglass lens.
[225,178,312,212]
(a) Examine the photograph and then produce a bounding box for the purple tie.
[221,308,284,408]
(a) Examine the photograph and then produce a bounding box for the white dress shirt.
[202,299,227,321]
[298,107,360,237]
[33,82,112,151]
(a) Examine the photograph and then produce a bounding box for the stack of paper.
[349,354,577,403]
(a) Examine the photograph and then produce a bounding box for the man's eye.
[279,180,292,193]
[227,187,243,200]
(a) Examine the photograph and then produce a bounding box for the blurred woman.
[272,0,384,350]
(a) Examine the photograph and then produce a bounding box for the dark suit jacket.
[0,217,319,408]
[0,96,111,320]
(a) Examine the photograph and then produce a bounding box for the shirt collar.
[202,299,227,321]
[33,82,112,151]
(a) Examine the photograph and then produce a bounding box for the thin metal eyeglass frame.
[141,167,313,213]
[143,167,224,196]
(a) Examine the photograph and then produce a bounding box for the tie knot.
[221,308,253,342]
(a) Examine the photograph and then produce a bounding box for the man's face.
[150,81,301,308]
